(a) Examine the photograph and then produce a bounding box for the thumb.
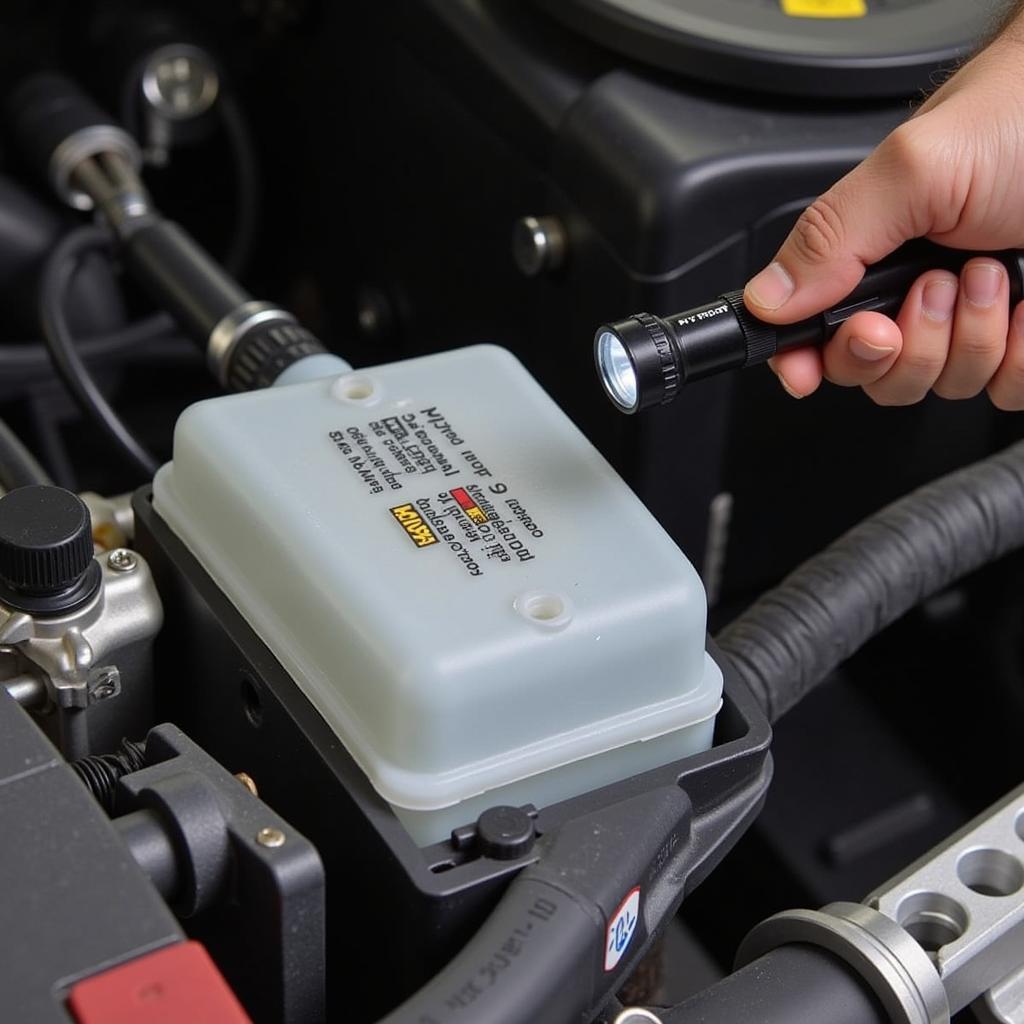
[744,128,929,323]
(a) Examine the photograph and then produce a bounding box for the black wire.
[218,93,260,278]
[0,312,175,372]
[38,226,160,480]
[0,414,52,490]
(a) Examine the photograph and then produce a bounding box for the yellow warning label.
[389,503,439,548]
[781,0,866,17]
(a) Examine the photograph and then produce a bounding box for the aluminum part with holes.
[868,782,1024,1016]
[974,962,1024,1024]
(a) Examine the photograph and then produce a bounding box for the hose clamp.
[50,125,141,211]
[736,902,949,1024]
[207,301,295,388]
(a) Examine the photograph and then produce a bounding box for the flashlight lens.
[597,331,638,411]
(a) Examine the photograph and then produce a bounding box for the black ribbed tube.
[717,438,1024,722]
[658,945,885,1024]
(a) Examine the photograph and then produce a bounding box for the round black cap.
[476,805,536,861]
[0,485,100,614]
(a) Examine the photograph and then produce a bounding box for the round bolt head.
[107,549,138,573]
[142,45,220,121]
[512,215,566,276]
[614,1010,663,1024]
[256,826,286,848]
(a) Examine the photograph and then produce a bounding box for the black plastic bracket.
[111,723,326,1024]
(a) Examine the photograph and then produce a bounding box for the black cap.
[475,805,536,861]
[0,486,101,614]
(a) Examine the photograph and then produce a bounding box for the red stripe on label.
[450,488,475,512]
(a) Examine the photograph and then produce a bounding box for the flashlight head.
[594,312,681,414]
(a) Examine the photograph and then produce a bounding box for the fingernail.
[746,262,794,311]
[777,372,803,399]
[922,280,957,321]
[849,336,896,362]
[964,264,1003,308]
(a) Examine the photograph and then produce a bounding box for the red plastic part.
[67,940,252,1024]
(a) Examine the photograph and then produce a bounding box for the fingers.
[820,311,902,388]
[770,261,1021,409]
[931,259,1008,398]
[987,302,1024,410]
[862,270,958,405]
[743,122,935,323]
[768,347,825,399]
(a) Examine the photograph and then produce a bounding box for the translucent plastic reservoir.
[153,345,722,844]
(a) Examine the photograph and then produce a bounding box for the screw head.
[107,549,138,573]
[614,1010,663,1024]
[142,45,220,121]
[256,826,286,848]
[87,665,121,704]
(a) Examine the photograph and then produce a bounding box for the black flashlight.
[594,242,1024,413]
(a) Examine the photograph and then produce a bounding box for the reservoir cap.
[0,485,100,614]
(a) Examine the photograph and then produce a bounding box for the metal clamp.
[50,125,142,210]
[736,782,1024,1024]
[736,902,949,1024]
[207,301,295,387]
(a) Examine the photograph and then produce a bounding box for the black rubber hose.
[38,225,160,480]
[716,438,1024,722]
[657,945,886,1024]
[377,876,598,1024]
[0,416,52,490]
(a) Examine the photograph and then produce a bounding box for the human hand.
[743,21,1024,410]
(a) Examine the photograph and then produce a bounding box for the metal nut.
[256,826,286,848]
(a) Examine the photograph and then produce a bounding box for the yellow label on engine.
[780,0,867,17]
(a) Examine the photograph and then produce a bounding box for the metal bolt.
[235,772,259,797]
[87,665,121,704]
[512,215,567,277]
[142,44,220,121]
[256,826,286,848]
[614,1010,664,1024]
[107,549,138,573]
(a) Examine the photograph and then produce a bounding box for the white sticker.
[604,887,641,971]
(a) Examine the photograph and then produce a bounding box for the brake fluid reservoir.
[153,345,722,844]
